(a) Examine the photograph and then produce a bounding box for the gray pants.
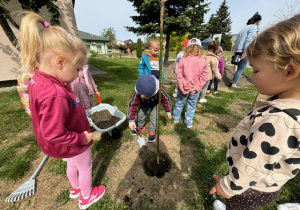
[200,80,210,99]
[137,104,158,132]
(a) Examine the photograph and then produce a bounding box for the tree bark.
[163,33,170,67]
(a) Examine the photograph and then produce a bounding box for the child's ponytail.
[18,11,87,74]
[18,12,45,74]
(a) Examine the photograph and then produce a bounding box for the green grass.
[1,57,299,209]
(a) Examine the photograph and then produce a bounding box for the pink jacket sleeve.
[86,69,98,93]
[176,60,185,93]
[195,62,209,91]
[218,57,225,75]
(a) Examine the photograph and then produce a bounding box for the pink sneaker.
[69,187,81,199]
[78,185,106,209]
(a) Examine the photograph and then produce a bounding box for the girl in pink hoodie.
[172,38,208,128]
[70,65,100,110]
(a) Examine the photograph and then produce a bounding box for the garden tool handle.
[96,94,102,104]
[29,155,49,180]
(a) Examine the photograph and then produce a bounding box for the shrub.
[90,50,98,58]
[136,38,142,58]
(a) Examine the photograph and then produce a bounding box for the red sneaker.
[69,187,81,199]
[148,131,156,143]
[78,185,105,209]
[130,126,146,135]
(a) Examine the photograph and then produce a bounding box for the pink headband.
[43,21,50,28]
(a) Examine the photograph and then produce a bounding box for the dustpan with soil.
[86,95,126,138]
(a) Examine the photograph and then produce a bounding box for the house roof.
[78,30,110,42]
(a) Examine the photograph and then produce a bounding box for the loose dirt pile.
[90,109,121,129]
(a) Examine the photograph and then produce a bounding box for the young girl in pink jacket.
[18,12,105,209]
[70,65,100,110]
[172,38,208,128]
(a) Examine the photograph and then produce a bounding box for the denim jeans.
[207,77,219,92]
[172,88,200,126]
[232,55,248,85]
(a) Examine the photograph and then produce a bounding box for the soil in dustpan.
[90,109,120,129]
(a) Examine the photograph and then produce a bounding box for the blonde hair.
[184,44,204,57]
[18,11,87,74]
[149,39,160,47]
[247,13,300,71]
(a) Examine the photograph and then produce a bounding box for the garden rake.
[5,155,49,202]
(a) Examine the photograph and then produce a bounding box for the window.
[86,45,90,52]
[97,45,102,54]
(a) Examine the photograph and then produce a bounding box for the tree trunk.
[163,33,170,67]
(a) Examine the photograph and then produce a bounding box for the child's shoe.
[130,126,146,135]
[148,131,156,142]
[69,187,81,199]
[277,203,300,210]
[214,91,218,94]
[199,98,207,103]
[206,90,210,93]
[183,121,192,129]
[78,185,106,210]
[213,200,226,210]
[172,88,178,98]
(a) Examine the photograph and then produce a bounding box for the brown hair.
[18,11,86,74]
[247,13,300,71]
[207,40,219,55]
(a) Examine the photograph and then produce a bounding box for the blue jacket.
[235,24,257,53]
[138,54,164,82]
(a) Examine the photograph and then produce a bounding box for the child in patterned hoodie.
[210,14,300,210]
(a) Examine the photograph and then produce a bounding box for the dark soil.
[143,154,172,178]
[90,109,120,129]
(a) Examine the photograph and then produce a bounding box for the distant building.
[78,31,110,56]
[115,40,125,46]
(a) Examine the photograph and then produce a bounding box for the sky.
[74,0,300,42]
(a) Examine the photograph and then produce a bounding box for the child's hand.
[83,131,93,145]
[96,91,100,96]
[209,174,231,199]
[190,89,197,95]
[129,122,136,130]
[167,113,172,119]
[218,77,222,81]
[183,90,189,95]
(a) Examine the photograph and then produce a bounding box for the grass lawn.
[0,57,299,209]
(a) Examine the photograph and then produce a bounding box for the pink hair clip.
[43,21,50,28]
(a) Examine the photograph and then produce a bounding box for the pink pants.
[65,147,92,197]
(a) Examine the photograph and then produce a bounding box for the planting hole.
[143,154,171,178]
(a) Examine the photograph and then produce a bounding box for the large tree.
[101,27,117,48]
[0,0,60,50]
[126,0,209,66]
[201,0,232,50]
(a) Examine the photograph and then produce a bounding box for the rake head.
[5,179,35,202]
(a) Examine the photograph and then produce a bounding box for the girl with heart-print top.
[210,14,300,210]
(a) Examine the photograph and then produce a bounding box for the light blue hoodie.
[235,24,258,53]
[138,54,164,83]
